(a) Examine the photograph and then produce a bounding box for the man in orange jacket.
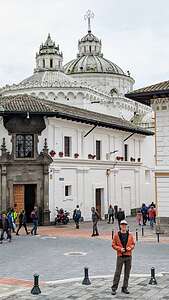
[111,219,135,295]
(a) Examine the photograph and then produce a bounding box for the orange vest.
[112,231,135,256]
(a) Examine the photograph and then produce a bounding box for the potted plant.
[88,154,93,159]
[92,155,96,159]
[120,156,124,161]
[137,158,141,162]
[59,151,63,157]
[49,150,56,157]
[116,156,121,161]
[74,153,79,158]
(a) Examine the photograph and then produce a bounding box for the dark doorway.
[95,188,102,218]
[24,184,36,222]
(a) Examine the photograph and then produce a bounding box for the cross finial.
[84,10,94,33]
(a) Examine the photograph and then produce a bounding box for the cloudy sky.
[0,0,169,88]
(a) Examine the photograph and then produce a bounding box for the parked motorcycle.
[55,207,70,225]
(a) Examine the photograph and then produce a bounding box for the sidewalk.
[30,217,169,244]
[1,274,169,299]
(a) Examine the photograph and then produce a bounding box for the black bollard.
[82,267,91,285]
[112,230,114,239]
[156,232,160,243]
[31,274,41,295]
[149,267,157,285]
[141,226,144,237]
[136,229,138,242]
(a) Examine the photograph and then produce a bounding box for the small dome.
[80,32,100,43]
[64,55,125,75]
[18,71,75,88]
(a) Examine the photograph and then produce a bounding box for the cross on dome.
[84,10,94,33]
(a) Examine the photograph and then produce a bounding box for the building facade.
[127,80,169,232]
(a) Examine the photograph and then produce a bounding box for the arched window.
[43,59,45,68]
[50,59,53,68]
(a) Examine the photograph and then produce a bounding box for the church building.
[0,12,155,223]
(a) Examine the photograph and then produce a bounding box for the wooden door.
[96,188,102,217]
[13,184,24,213]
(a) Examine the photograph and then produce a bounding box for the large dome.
[64,55,125,75]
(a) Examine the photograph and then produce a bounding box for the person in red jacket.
[111,220,135,295]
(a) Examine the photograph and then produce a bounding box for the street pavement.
[1,275,169,299]
[0,217,169,299]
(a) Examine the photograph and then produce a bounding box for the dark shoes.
[121,287,130,294]
[111,289,116,295]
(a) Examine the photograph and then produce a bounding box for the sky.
[0,0,169,89]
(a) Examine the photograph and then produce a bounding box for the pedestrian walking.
[73,205,81,229]
[7,209,16,233]
[136,209,142,226]
[148,206,156,228]
[30,207,38,235]
[117,208,125,229]
[91,207,99,237]
[141,203,148,225]
[111,220,135,295]
[0,212,12,243]
[16,210,29,235]
[108,204,114,224]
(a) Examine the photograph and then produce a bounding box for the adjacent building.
[127,80,169,232]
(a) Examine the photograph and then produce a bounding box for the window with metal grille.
[64,136,71,157]
[96,140,101,160]
[124,144,128,161]
[16,134,34,158]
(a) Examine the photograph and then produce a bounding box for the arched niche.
[48,92,55,100]
[57,92,65,102]
[66,92,75,101]
[76,92,84,101]
[38,92,46,99]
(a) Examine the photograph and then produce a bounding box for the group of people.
[0,206,39,244]
[136,202,156,228]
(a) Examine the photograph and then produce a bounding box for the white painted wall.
[38,117,155,221]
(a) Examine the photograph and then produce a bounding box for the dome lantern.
[34,34,63,73]
[78,10,102,57]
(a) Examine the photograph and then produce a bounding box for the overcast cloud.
[0,0,169,89]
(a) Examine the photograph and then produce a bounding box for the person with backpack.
[16,210,29,235]
[141,203,148,225]
[73,205,81,229]
[91,207,100,237]
[111,220,135,296]
[30,206,38,235]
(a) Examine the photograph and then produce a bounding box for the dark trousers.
[31,220,38,235]
[108,214,114,224]
[16,223,28,235]
[0,228,11,241]
[142,214,147,225]
[92,221,99,235]
[112,256,132,290]
[74,219,80,229]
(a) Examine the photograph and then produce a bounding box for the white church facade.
[0,12,155,223]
